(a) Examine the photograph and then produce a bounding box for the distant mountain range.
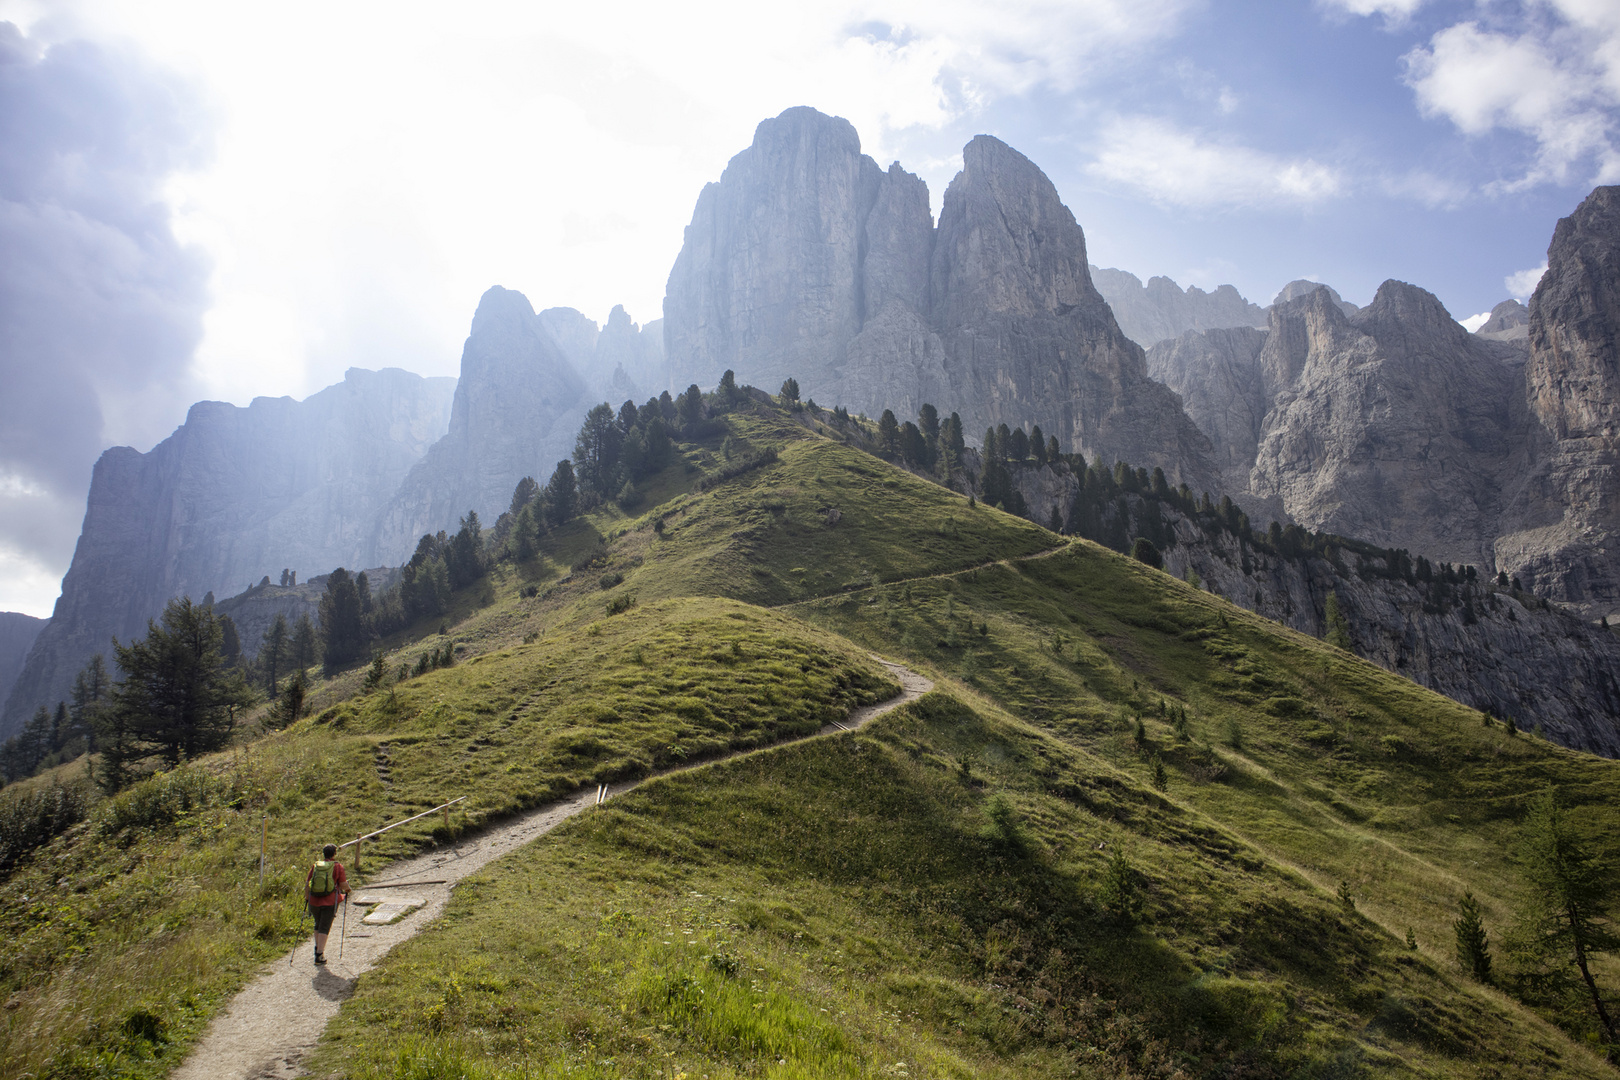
[7,107,1620,750]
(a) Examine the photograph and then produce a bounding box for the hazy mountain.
[2,367,455,738]
[1088,266,1267,348]
[0,613,46,718]
[663,106,1218,490]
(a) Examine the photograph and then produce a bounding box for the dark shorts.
[312,903,337,934]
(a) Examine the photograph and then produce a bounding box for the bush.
[0,779,91,871]
[1131,537,1163,569]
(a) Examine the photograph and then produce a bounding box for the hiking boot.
[314,952,326,965]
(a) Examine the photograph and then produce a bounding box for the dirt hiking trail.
[172,658,932,1080]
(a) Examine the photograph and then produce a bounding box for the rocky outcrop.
[373,287,592,557]
[538,304,666,404]
[1272,280,1359,316]
[1090,266,1266,348]
[1,367,455,738]
[980,458,1620,755]
[0,613,45,718]
[663,107,1219,490]
[1247,283,1522,568]
[1145,327,1268,494]
[1476,299,1529,342]
[1496,186,1620,615]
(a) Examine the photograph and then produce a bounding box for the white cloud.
[1318,0,1427,25]
[1506,261,1548,299]
[1403,10,1620,189]
[16,0,1200,412]
[1088,117,1344,208]
[1460,311,1491,332]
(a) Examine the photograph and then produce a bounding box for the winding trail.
[172,657,932,1080]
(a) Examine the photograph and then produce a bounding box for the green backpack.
[309,859,337,896]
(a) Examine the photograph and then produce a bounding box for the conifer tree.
[778,377,800,406]
[1509,790,1617,1042]
[878,409,900,456]
[1325,590,1352,650]
[1454,891,1493,982]
[291,613,318,670]
[262,613,289,698]
[319,567,366,674]
[545,460,579,525]
[101,597,254,783]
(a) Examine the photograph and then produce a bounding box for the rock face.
[538,304,666,404]
[2,367,456,738]
[0,613,46,718]
[1496,186,1620,613]
[1476,299,1529,342]
[976,457,1620,755]
[1272,280,1359,317]
[376,289,663,557]
[1247,283,1521,568]
[663,107,1218,490]
[1149,187,1620,621]
[373,287,593,557]
[1089,266,1267,348]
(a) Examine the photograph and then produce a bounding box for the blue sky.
[1,0,1617,615]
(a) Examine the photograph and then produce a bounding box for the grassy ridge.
[315,691,1607,1078]
[4,402,1619,1077]
[0,599,895,1078]
[793,539,1620,1012]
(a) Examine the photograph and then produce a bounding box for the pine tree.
[262,613,289,698]
[1325,590,1352,650]
[573,402,624,502]
[878,409,900,456]
[1509,789,1618,1042]
[319,567,366,674]
[101,597,254,783]
[778,377,800,406]
[545,460,579,525]
[291,613,318,670]
[675,383,705,434]
[918,403,940,460]
[1100,846,1142,926]
[1030,424,1047,466]
[1454,891,1493,982]
[70,654,111,750]
[219,615,242,667]
[446,512,486,590]
[1008,426,1029,462]
[508,475,540,517]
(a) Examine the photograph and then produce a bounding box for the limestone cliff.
[0,613,45,720]
[372,287,592,558]
[1497,185,1620,614]
[663,107,1218,490]
[1,367,455,738]
[1089,266,1266,348]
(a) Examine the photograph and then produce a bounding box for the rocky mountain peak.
[1477,298,1529,336]
[1352,279,1469,354]
[934,134,1106,324]
[1271,279,1358,317]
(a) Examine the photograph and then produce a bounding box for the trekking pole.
[339,895,348,959]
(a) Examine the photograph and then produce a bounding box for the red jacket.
[305,861,347,907]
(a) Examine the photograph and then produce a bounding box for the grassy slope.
[3,403,1618,1077]
[322,690,1607,1079]
[0,598,896,1078]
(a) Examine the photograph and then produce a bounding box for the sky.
[1,0,1617,618]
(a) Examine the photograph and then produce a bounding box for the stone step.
[359,898,426,925]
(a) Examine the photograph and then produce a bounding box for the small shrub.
[1336,881,1356,913]
[599,571,625,590]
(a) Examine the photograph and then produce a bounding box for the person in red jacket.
[304,843,349,964]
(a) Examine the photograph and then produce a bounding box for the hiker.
[304,843,350,964]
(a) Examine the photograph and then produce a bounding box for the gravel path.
[171,657,932,1080]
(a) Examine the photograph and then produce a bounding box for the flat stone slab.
[361,899,425,925]
[350,893,399,906]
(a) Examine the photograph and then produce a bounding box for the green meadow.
[1,396,1617,1078]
